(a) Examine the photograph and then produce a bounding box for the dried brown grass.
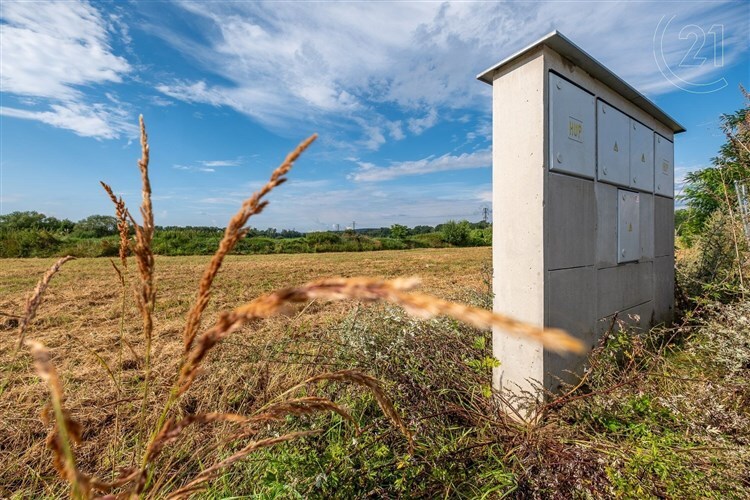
[179,277,581,394]
[181,133,318,355]
[100,182,129,268]
[13,117,581,498]
[0,249,488,497]
[16,255,75,348]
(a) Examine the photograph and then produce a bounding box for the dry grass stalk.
[146,397,355,467]
[125,115,157,408]
[100,181,130,267]
[247,396,357,429]
[27,341,87,497]
[132,114,156,336]
[281,370,412,450]
[180,277,582,394]
[166,431,321,499]
[145,412,249,464]
[28,342,141,497]
[182,133,318,354]
[17,255,75,348]
[109,259,124,288]
[393,290,585,354]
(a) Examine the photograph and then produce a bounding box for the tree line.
[0,211,491,258]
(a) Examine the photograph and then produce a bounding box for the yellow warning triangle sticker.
[613,141,619,152]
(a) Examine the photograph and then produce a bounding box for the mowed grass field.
[0,248,491,496]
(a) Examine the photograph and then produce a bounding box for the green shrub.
[236,236,277,254]
[409,232,447,248]
[469,227,492,246]
[0,229,61,257]
[275,239,311,254]
[306,231,342,245]
[677,210,747,302]
[440,220,471,246]
[377,238,408,250]
[390,223,408,239]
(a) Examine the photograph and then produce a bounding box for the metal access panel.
[654,134,674,198]
[597,100,630,187]
[618,190,640,263]
[549,72,595,178]
[629,120,654,192]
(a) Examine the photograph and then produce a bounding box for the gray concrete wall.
[491,50,546,404]
[491,47,675,410]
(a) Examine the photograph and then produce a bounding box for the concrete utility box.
[477,32,685,413]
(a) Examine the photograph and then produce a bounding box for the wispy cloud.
[188,180,491,230]
[407,109,438,135]
[173,157,244,172]
[148,1,747,151]
[0,0,134,139]
[173,164,216,173]
[349,149,491,182]
[0,101,136,140]
[200,158,243,168]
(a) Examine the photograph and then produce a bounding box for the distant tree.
[280,229,303,239]
[0,211,73,232]
[306,231,342,245]
[358,227,390,237]
[680,91,749,238]
[440,220,471,246]
[410,225,433,234]
[73,215,119,238]
[390,223,408,239]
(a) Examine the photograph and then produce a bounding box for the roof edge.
[476,31,685,134]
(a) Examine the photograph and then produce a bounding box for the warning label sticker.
[568,117,583,143]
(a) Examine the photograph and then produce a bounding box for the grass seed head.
[182,133,318,355]
[100,181,131,267]
[17,256,75,348]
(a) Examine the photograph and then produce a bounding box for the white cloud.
[200,158,243,168]
[186,181,492,230]
[172,157,243,172]
[359,124,386,151]
[349,148,492,182]
[150,95,175,107]
[0,1,134,139]
[386,121,405,141]
[172,164,215,173]
[0,1,130,100]
[476,190,493,203]
[407,109,438,136]
[466,121,491,143]
[0,102,136,139]
[150,0,747,152]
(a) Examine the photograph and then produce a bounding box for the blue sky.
[1,1,748,231]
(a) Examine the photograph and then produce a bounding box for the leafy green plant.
[440,220,471,246]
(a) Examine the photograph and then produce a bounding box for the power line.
[482,206,491,223]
